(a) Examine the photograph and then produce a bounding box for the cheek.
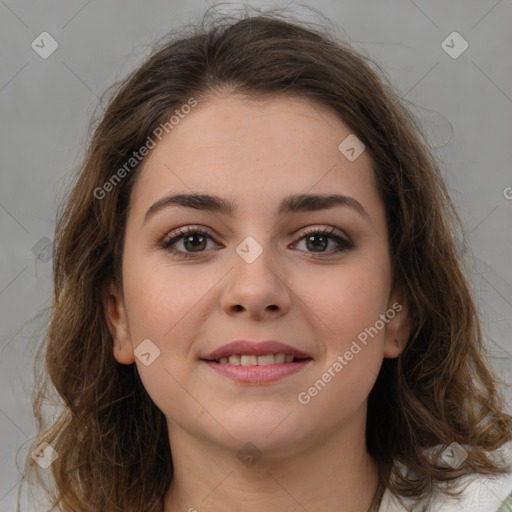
[294,254,391,338]
[122,249,219,342]
[292,254,391,412]
[295,265,388,418]
[120,256,215,420]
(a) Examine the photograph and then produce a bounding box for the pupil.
[306,235,327,252]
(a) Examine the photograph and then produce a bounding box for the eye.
[159,225,354,259]
[292,226,354,255]
[159,226,220,258]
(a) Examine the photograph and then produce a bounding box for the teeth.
[216,353,301,365]
[228,354,241,365]
[241,355,257,366]
[257,354,275,365]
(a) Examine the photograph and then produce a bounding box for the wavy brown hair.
[18,8,512,512]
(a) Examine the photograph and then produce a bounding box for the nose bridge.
[233,233,279,285]
[221,233,291,317]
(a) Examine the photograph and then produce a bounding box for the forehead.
[128,94,382,223]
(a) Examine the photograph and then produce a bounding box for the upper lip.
[201,340,313,361]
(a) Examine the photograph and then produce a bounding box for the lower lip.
[202,359,313,384]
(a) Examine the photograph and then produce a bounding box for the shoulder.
[378,441,512,512]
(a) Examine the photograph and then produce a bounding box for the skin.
[105,93,411,511]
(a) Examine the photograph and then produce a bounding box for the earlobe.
[103,283,135,365]
[383,293,412,359]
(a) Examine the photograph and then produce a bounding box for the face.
[105,94,410,456]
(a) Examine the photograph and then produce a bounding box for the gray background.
[1,0,511,510]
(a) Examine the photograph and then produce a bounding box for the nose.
[220,239,292,320]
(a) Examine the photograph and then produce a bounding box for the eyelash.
[159,226,354,259]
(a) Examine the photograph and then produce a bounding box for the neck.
[163,411,380,512]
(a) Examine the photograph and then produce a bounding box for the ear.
[383,288,412,359]
[103,282,135,365]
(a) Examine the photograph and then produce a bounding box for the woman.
[19,10,512,512]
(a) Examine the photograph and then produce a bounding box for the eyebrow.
[144,192,371,224]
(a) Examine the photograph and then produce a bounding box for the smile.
[210,353,308,365]
[202,356,313,384]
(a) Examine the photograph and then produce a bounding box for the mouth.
[200,340,314,383]
[200,339,314,384]
[201,355,313,384]
[202,353,313,366]
[201,339,313,362]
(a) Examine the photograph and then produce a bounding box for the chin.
[218,415,309,454]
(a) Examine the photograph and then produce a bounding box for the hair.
[18,8,512,512]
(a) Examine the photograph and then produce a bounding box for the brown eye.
[294,227,354,254]
[160,227,219,258]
